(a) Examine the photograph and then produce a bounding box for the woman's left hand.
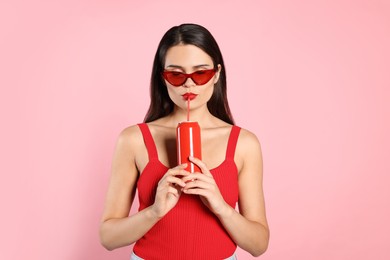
[181,156,229,216]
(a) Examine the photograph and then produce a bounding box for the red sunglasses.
[162,69,216,87]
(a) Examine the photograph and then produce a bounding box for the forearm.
[217,204,269,257]
[100,206,160,250]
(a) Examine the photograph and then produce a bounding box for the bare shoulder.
[115,124,144,154]
[236,127,262,156]
[119,124,143,139]
[235,127,263,172]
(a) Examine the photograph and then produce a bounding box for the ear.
[214,64,222,84]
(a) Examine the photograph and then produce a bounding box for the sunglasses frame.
[162,69,216,87]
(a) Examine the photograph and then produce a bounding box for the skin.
[99,44,270,256]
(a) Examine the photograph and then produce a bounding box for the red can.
[176,121,202,173]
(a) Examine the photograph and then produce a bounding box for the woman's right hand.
[150,163,189,219]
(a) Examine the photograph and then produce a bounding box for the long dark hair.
[144,23,234,125]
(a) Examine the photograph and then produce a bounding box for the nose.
[182,77,196,88]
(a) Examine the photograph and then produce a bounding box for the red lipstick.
[182,93,197,101]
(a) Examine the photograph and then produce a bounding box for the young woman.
[100,23,269,259]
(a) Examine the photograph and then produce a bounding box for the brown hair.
[144,23,234,125]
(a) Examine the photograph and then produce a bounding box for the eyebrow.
[165,64,212,69]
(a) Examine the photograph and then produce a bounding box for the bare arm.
[99,126,189,250]
[183,129,269,256]
[99,126,156,250]
[217,129,269,256]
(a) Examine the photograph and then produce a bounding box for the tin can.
[176,121,202,173]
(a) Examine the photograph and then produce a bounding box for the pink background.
[1,0,389,259]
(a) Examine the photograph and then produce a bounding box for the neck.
[167,105,214,127]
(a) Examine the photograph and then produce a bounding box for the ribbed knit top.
[134,123,241,259]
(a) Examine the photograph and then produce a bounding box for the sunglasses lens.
[163,69,216,86]
[192,70,215,85]
[163,72,186,86]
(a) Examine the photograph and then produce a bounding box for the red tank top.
[134,123,241,259]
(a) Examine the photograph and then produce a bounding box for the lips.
[182,93,198,101]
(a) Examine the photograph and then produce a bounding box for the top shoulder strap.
[137,123,158,160]
[226,125,241,159]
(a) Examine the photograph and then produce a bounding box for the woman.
[100,23,269,259]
